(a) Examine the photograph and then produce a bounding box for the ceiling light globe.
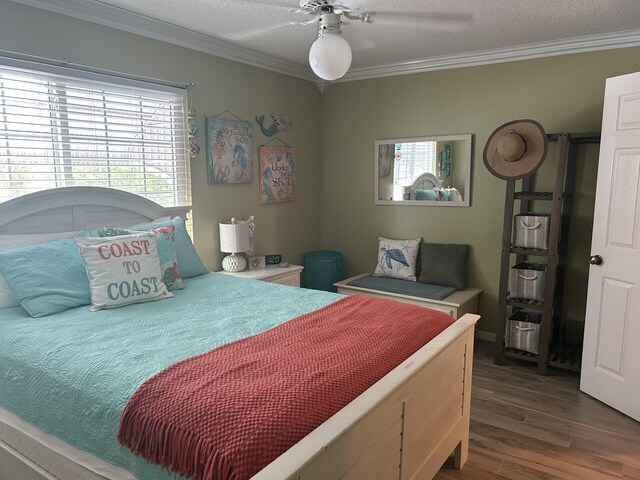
[309,33,352,81]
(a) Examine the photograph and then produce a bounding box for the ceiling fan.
[227,0,469,81]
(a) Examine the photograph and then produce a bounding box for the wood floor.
[435,340,640,480]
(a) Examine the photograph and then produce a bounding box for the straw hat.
[483,119,548,180]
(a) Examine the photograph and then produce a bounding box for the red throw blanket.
[118,295,454,480]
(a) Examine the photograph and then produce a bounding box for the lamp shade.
[309,32,352,81]
[219,222,250,253]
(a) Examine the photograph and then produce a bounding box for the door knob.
[589,255,603,266]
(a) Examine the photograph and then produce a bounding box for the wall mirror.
[375,134,472,206]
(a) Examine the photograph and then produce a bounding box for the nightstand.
[219,265,304,287]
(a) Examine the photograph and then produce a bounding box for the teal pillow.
[418,243,469,289]
[415,188,445,201]
[0,239,91,317]
[130,217,208,279]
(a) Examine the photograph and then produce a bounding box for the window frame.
[392,141,437,201]
[0,57,191,208]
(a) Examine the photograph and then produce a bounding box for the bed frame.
[0,187,479,480]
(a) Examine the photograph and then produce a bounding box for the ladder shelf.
[494,132,600,374]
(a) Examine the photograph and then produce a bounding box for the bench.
[334,273,481,319]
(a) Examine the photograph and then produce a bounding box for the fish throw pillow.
[373,236,421,281]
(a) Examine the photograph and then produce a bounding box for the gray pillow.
[418,243,469,289]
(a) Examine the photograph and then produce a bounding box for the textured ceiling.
[89,0,640,68]
[87,0,640,70]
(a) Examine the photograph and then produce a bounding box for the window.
[393,141,437,200]
[0,61,189,207]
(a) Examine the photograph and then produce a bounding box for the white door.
[580,71,640,422]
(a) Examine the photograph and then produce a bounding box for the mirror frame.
[374,134,472,207]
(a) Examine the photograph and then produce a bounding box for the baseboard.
[475,330,496,343]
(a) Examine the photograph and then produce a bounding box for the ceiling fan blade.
[230,17,317,41]
[222,0,293,9]
[367,12,471,32]
[223,21,302,41]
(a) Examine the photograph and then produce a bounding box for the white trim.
[338,29,640,82]
[8,0,640,82]
[475,330,496,343]
[8,0,315,81]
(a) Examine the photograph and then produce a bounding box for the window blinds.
[393,141,437,200]
[0,63,190,207]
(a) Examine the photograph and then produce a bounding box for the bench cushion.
[347,275,457,300]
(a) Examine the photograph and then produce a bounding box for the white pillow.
[447,187,463,202]
[74,232,173,311]
[373,236,421,281]
[0,231,82,308]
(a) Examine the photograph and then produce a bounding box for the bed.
[402,173,463,202]
[0,187,479,480]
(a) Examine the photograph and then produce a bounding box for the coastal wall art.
[259,146,296,204]
[205,116,253,184]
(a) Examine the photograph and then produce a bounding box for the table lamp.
[219,218,250,272]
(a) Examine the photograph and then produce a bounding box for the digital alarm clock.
[265,254,282,265]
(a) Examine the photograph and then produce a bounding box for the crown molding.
[8,0,640,85]
[338,29,640,82]
[9,0,317,81]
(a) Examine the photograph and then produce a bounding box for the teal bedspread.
[0,273,341,479]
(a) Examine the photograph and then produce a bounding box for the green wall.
[319,49,640,333]
[0,0,322,270]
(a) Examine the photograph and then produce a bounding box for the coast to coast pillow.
[129,217,208,279]
[75,232,173,311]
[418,243,469,289]
[0,239,91,317]
[0,231,83,309]
[373,236,421,281]
[98,225,183,290]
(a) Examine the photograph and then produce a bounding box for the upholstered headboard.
[0,187,191,235]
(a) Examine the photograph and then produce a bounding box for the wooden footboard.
[254,313,479,480]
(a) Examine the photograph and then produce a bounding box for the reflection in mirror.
[375,134,472,206]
